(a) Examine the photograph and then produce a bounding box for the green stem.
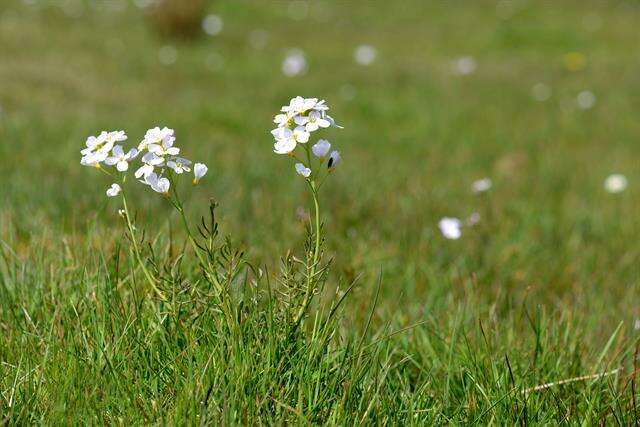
[169,181,229,305]
[121,189,166,301]
[293,179,321,326]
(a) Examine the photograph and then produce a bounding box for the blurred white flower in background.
[106,183,122,197]
[531,83,552,102]
[295,163,311,178]
[158,45,177,66]
[354,45,377,66]
[604,174,627,194]
[439,217,462,240]
[471,178,492,194]
[282,49,307,77]
[576,90,596,110]
[202,14,223,36]
[451,56,476,76]
[312,139,331,157]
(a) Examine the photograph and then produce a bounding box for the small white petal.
[112,145,124,156]
[295,163,311,178]
[312,139,331,157]
[116,161,129,172]
[104,157,118,166]
[193,163,208,183]
[106,183,121,197]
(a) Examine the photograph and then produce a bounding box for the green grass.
[1,0,640,423]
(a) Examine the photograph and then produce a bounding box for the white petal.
[116,161,129,172]
[104,157,118,166]
[273,138,296,154]
[112,145,124,157]
[193,163,208,182]
[106,183,121,197]
[312,139,331,157]
[295,163,311,178]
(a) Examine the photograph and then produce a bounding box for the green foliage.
[1,0,640,424]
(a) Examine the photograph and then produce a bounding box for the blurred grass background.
[1,0,640,335]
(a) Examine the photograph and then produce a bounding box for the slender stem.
[170,181,236,332]
[292,179,321,326]
[120,189,166,301]
[170,180,226,292]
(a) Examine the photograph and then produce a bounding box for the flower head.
[80,130,127,167]
[106,183,122,197]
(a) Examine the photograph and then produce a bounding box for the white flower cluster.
[81,127,208,196]
[271,96,342,178]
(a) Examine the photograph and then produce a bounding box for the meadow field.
[1,0,640,424]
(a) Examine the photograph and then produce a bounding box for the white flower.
[106,183,122,197]
[193,163,208,184]
[139,127,176,152]
[295,163,311,178]
[471,178,492,194]
[293,126,310,143]
[105,145,138,172]
[577,90,596,110]
[274,113,291,127]
[439,217,462,240]
[135,163,155,179]
[531,83,551,102]
[142,152,165,166]
[134,152,165,178]
[202,14,223,36]
[312,139,331,157]
[327,150,341,169]
[272,127,297,154]
[604,174,627,193]
[167,157,192,174]
[281,50,307,77]
[274,138,297,154]
[144,173,170,194]
[451,56,476,75]
[302,110,330,132]
[80,130,127,166]
[354,45,377,66]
